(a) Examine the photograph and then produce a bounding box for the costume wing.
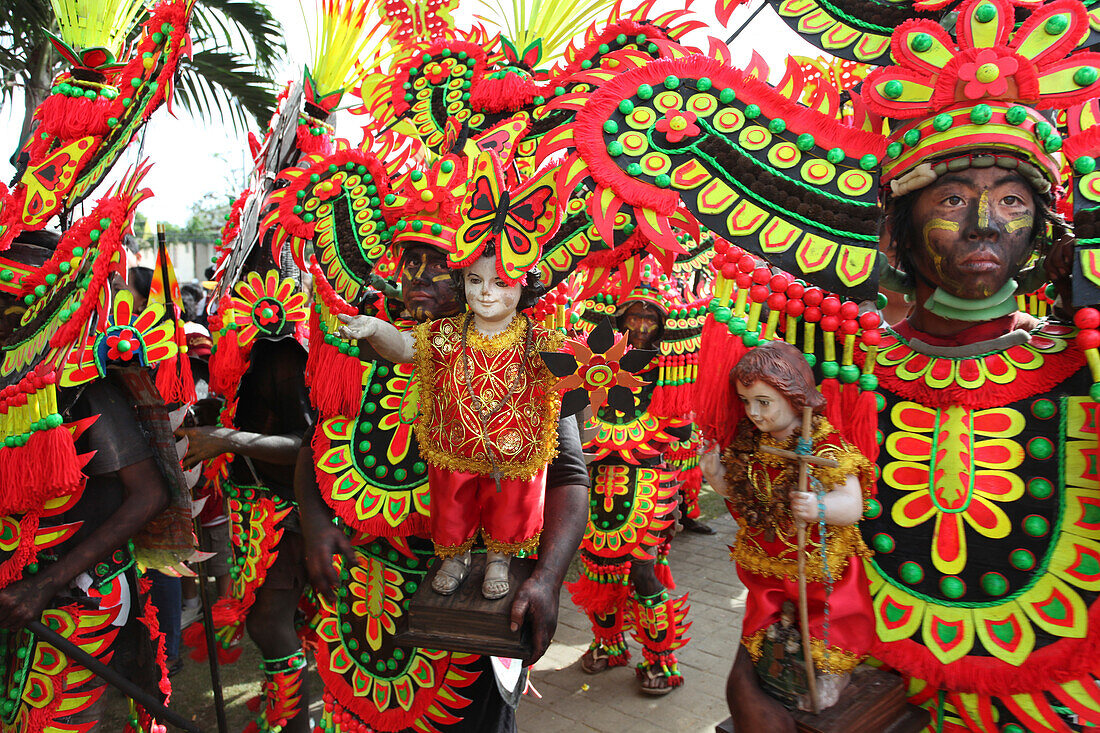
[498,164,563,282]
[543,53,888,300]
[452,152,506,268]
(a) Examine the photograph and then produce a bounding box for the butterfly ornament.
[451,150,563,285]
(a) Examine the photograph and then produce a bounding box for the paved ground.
[102,498,741,732]
[520,510,741,733]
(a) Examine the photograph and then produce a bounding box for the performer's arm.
[0,457,169,629]
[294,425,355,603]
[510,418,589,665]
[175,427,301,469]
[790,474,862,527]
[336,313,415,363]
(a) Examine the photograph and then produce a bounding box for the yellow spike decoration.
[474,0,616,65]
[304,0,396,102]
[48,0,147,54]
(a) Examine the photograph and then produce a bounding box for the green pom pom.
[858,373,878,391]
[1044,135,1063,152]
[654,173,671,188]
[1074,156,1097,174]
[974,3,996,22]
[796,133,815,151]
[741,331,759,347]
[909,32,934,52]
[719,88,736,103]
[1075,66,1098,86]
[663,75,679,90]
[712,306,731,323]
[627,163,643,175]
[607,141,623,156]
[803,353,817,367]
[826,147,845,164]
[767,118,786,133]
[886,141,903,158]
[903,128,921,146]
[728,318,748,335]
[1005,105,1028,125]
[838,364,860,383]
[636,84,653,99]
[859,153,878,171]
[932,113,952,132]
[603,120,619,134]
[618,99,634,114]
[1035,120,1052,139]
[882,80,903,100]
[970,104,993,125]
[744,104,760,118]
[697,77,712,91]
[1044,14,1069,34]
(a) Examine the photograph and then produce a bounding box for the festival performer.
[335,245,562,600]
[0,0,199,728]
[703,340,874,712]
[567,263,700,695]
[534,0,1100,725]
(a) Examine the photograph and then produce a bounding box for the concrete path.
[521,511,743,733]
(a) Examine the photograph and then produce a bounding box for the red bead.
[727,245,744,259]
[713,238,729,254]
[749,284,769,302]
[839,301,859,320]
[735,272,752,289]
[721,263,738,280]
[821,296,841,316]
[820,315,840,332]
[1078,329,1100,350]
[711,253,727,270]
[1075,308,1100,330]
[769,274,789,293]
[786,300,805,317]
[859,312,881,330]
[862,329,881,346]
[786,282,804,299]
[804,306,821,323]
[803,287,823,307]
[738,255,756,273]
[839,319,859,335]
[766,293,787,311]
[751,267,771,285]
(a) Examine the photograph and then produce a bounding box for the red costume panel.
[428,466,547,554]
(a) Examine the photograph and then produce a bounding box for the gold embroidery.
[743,629,863,674]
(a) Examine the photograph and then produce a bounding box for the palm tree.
[0,0,285,156]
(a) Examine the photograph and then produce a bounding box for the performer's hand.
[0,575,57,630]
[336,313,379,341]
[301,519,356,604]
[510,570,559,665]
[789,490,820,525]
[174,426,234,469]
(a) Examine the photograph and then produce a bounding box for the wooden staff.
[759,406,838,715]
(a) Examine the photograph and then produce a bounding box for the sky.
[0,0,818,228]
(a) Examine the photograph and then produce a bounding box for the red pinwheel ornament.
[541,318,656,417]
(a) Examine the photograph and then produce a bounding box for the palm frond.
[173,48,278,133]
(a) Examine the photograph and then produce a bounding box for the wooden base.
[716,668,930,733]
[394,554,534,659]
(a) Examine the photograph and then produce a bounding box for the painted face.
[463,255,521,327]
[736,379,799,439]
[399,246,460,321]
[908,167,1037,299]
[620,301,662,350]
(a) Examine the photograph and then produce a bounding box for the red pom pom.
[820,315,840,332]
[749,284,769,302]
[786,282,804,299]
[1078,329,1100,350]
[767,293,787,311]
[821,296,841,316]
[714,239,729,254]
[738,255,756,273]
[803,287,823,307]
[735,272,752,288]
[769,274,789,293]
[721,263,738,279]
[839,318,859,336]
[804,306,822,323]
[1076,308,1100,330]
[786,300,805,317]
[752,267,771,285]
[862,329,882,346]
[859,312,881,330]
[839,301,859,320]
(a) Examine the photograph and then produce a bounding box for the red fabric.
[737,558,874,659]
[428,466,545,551]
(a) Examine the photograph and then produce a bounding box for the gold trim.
[434,536,476,558]
[729,525,870,583]
[743,629,864,675]
[483,529,541,556]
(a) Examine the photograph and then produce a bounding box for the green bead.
[598,43,610,53]
[859,153,878,170]
[899,561,923,584]
[970,104,992,124]
[1075,67,1098,86]
[718,88,736,103]
[940,575,966,599]
[932,113,952,132]
[980,572,1008,596]
[974,3,996,22]
[1003,725,1026,733]
[1005,105,1028,125]
[1027,437,1053,460]
[697,77,712,91]
[741,331,759,347]
[0,269,12,281]
[1045,136,1063,152]
[414,461,427,474]
[1031,398,1056,419]
[767,118,786,133]
[839,364,860,383]
[1044,14,1069,34]
[654,174,671,188]
[886,141,903,158]
[637,84,653,99]
[903,128,921,146]
[826,147,845,164]
[603,120,619,134]
[627,163,643,175]
[618,99,634,114]
[107,117,118,126]
[858,373,878,391]
[363,455,376,468]
[33,285,45,297]
[1091,382,1100,401]
[872,533,894,553]
[1023,514,1050,537]
[1035,121,1052,139]
[910,32,934,52]
[607,141,623,156]
[358,440,371,452]
[1074,156,1097,174]
[1009,547,1035,569]
[863,498,882,519]
[744,104,760,119]
[394,468,407,481]
[89,229,100,241]
[663,75,679,90]
[883,80,903,100]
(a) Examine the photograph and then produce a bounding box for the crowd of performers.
[6,0,1100,730]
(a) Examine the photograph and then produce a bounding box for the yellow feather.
[48,0,147,54]
[473,0,615,64]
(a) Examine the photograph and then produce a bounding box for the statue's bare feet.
[482,552,510,599]
[727,646,796,733]
[432,551,471,595]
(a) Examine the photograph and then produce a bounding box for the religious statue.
[337,250,561,599]
[703,340,875,712]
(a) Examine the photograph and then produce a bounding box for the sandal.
[482,558,511,600]
[580,646,611,675]
[432,553,472,595]
[638,666,675,696]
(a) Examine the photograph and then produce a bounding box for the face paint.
[977,190,991,230]
[400,247,460,321]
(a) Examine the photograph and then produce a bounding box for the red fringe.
[136,577,173,700]
[155,349,196,405]
[0,426,84,514]
[567,573,632,616]
[655,557,675,591]
[872,598,1100,697]
[470,72,539,113]
[295,125,335,157]
[208,335,249,399]
[304,311,366,419]
[36,93,113,140]
[680,466,702,517]
[692,315,747,447]
[846,388,879,464]
[820,378,844,435]
[0,512,40,586]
